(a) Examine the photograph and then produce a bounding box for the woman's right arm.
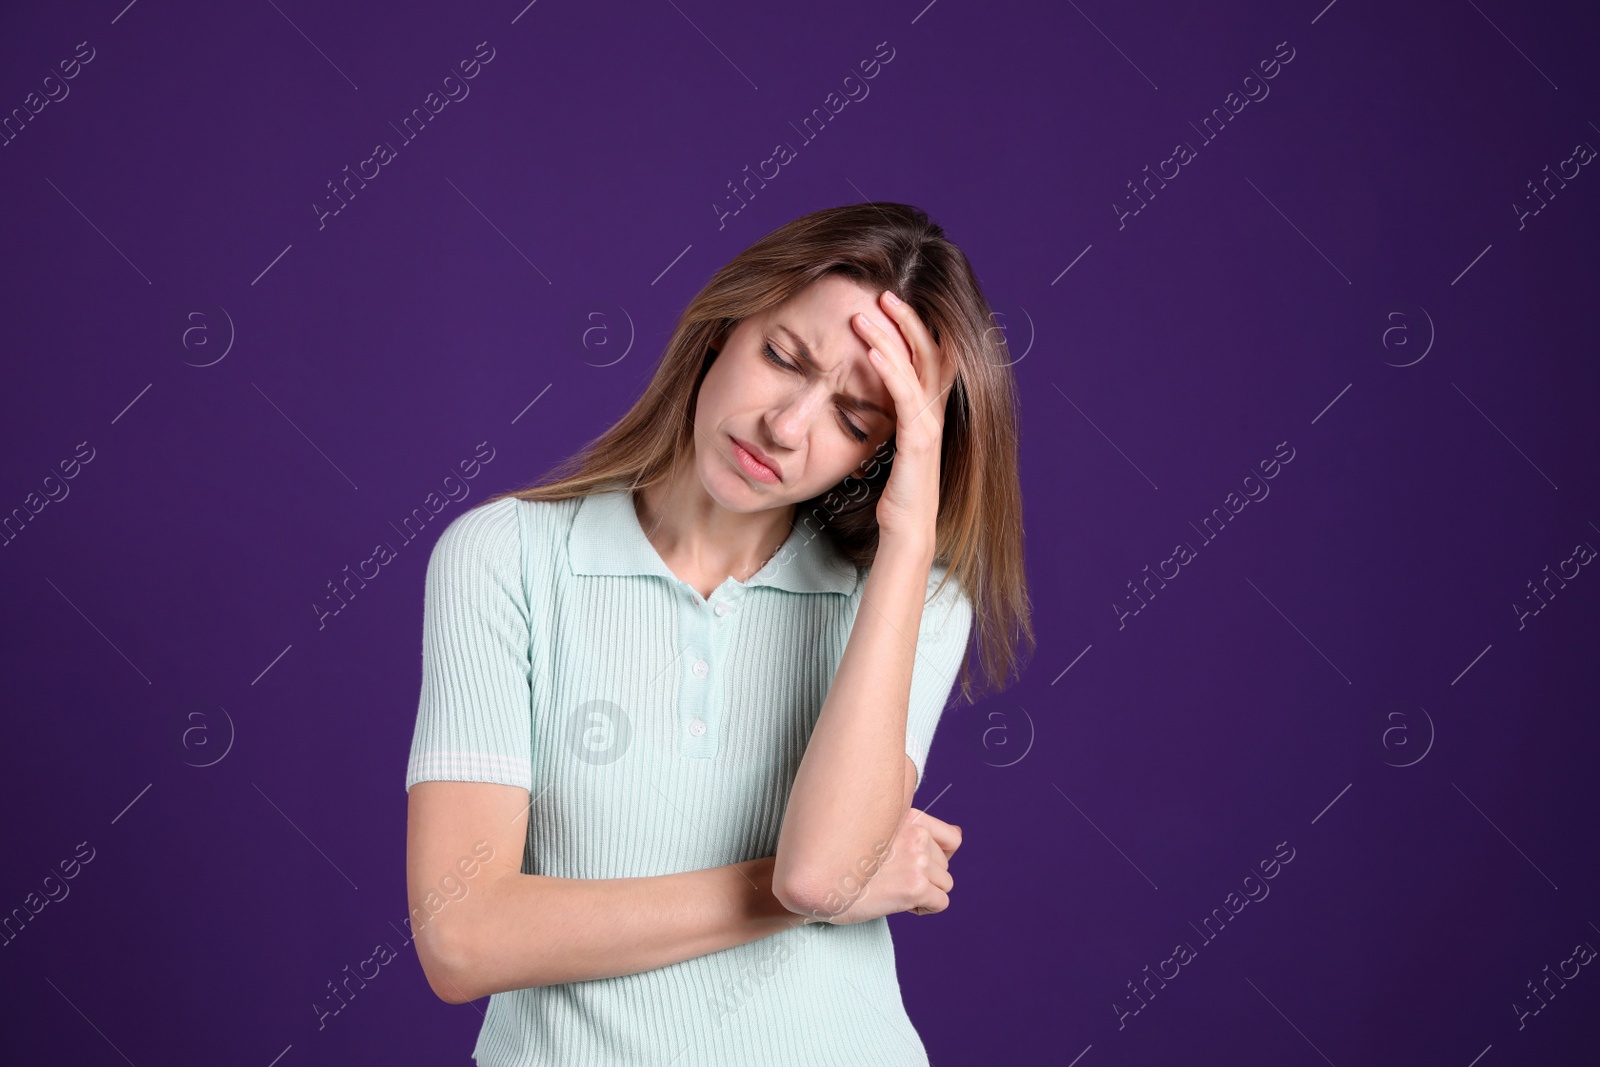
[406,780,814,1003]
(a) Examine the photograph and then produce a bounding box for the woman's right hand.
[808,806,962,925]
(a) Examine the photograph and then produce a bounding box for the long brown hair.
[483,202,1032,704]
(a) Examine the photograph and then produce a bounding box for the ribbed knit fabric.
[405,489,974,1067]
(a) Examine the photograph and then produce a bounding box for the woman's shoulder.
[430,493,583,566]
[919,560,974,640]
[452,492,585,529]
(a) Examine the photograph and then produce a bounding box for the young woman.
[404,202,1032,1066]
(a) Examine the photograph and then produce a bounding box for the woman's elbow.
[414,918,481,1004]
[772,871,837,921]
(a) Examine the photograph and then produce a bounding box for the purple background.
[3,0,1598,1063]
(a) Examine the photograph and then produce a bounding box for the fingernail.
[884,291,902,306]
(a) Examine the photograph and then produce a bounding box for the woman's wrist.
[874,525,937,570]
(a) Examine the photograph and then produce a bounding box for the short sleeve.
[405,497,534,793]
[903,563,974,787]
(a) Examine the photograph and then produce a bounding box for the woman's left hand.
[852,291,958,546]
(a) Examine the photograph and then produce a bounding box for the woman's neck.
[633,468,795,587]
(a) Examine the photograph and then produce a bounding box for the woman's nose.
[766,387,824,442]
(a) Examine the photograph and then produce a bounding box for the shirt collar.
[567,487,859,595]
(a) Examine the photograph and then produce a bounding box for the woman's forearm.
[430,856,812,1002]
[771,533,936,916]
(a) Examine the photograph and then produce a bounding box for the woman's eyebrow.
[773,323,892,419]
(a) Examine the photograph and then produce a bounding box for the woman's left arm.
[771,289,958,919]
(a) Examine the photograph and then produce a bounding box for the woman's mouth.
[730,436,781,483]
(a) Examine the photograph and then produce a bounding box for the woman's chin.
[713,470,801,514]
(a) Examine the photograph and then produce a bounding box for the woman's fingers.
[912,813,958,916]
[852,295,954,440]
[875,290,942,395]
[850,306,909,368]
[854,311,920,421]
[915,812,963,859]
[916,887,950,915]
[875,290,957,407]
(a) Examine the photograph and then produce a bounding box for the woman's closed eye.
[762,342,870,443]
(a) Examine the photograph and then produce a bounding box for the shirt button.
[688,717,707,736]
[692,659,708,677]
[714,601,731,617]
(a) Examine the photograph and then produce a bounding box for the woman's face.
[692,274,898,511]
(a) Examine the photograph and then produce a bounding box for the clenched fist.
[815,806,963,925]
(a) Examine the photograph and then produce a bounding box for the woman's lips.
[730,437,781,483]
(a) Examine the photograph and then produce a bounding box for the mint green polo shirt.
[405,487,974,1066]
